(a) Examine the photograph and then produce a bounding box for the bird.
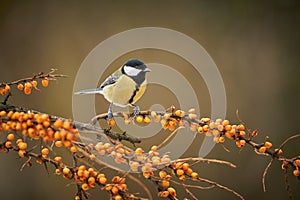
[74,59,151,119]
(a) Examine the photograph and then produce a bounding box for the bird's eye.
[123,65,142,76]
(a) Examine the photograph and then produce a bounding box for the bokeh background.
[0,1,299,199]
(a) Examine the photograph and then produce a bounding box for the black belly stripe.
[129,86,139,104]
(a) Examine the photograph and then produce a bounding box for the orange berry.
[24,82,32,89]
[188,108,196,113]
[114,195,122,200]
[143,115,151,123]
[17,83,24,90]
[55,141,63,147]
[18,142,27,150]
[161,180,170,187]
[191,172,199,180]
[159,170,167,179]
[218,136,225,143]
[81,183,89,191]
[164,113,171,120]
[167,187,176,197]
[75,196,80,200]
[239,130,246,137]
[70,146,77,153]
[237,124,245,131]
[41,148,49,155]
[63,121,71,130]
[89,154,96,161]
[63,167,70,175]
[239,139,246,147]
[175,110,185,117]
[5,84,10,92]
[55,169,61,175]
[176,169,184,176]
[124,119,131,124]
[264,141,272,149]
[54,119,63,128]
[275,148,283,155]
[188,113,197,120]
[294,159,300,167]
[24,87,31,95]
[98,176,107,185]
[16,138,23,144]
[135,115,143,123]
[88,177,95,185]
[293,169,300,177]
[202,125,209,132]
[182,163,189,171]
[151,145,158,151]
[108,119,116,126]
[42,78,49,87]
[222,120,230,126]
[111,186,119,194]
[31,80,38,87]
[159,191,170,197]
[7,133,15,141]
[179,175,186,181]
[18,150,26,157]
[5,141,12,148]
[225,125,232,131]
[251,130,258,137]
[54,156,62,162]
[135,147,143,155]
[258,146,267,153]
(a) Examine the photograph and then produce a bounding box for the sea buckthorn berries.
[7,133,15,141]
[274,148,283,155]
[264,141,272,149]
[31,80,38,87]
[63,167,70,175]
[258,146,267,153]
[41,148,49,156]
[161,180,170,188]
[167,187,176,197]
[293,169,300,177]
[54,156,62,162]
[159,170,167,179]
[17,83,24,90]
[89,154,96,161]
[294,159,300,167]
[191,172,199,180]
[175,110,185,117]
[42,78,49,87]
[144,115,151,123]
[108,119,116,126]
[81,183,89,191]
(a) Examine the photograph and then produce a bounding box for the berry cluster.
[0,110,79,155]
[0,68,65,96]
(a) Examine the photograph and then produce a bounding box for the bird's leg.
[107,103,113,120]
[133,105,140,117]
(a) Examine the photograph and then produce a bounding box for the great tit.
[75,59,151,119]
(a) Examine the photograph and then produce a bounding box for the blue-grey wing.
[100,75,120,89]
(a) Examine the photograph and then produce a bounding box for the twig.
[198,177,244,200]
[262,158,274,192]
[0,68,67,87]
[157,126,183,150]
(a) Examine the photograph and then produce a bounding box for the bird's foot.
[133,105,140,117]
[107,104,113,120]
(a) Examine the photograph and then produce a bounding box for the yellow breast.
[102,75,147,107]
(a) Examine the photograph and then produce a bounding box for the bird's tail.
[74,88,103,95]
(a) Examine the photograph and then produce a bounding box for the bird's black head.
[121,59,151,77]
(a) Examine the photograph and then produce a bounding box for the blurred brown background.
[0,0,299,199]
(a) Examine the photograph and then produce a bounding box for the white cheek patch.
[123,65,142,76]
